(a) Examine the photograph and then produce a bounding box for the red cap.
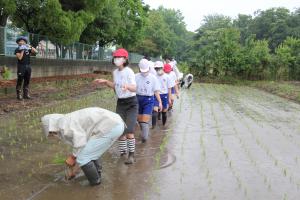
[113,48,129,59]
[163,63,172,73]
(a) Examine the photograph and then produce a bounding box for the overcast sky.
[143,0,300,32]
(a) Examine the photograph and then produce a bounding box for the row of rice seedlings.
[0,88,115,178]
[178,90,195,199]
[232,86,300,152]
[197,85,217,200]
[231,86,300,189]
[216,84,274,193]
[209,84,250,199]
[217,84,299,198]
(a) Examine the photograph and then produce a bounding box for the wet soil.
[0,73,110,115]
[1,83,300,200]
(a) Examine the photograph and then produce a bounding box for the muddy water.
[2,83,300,200]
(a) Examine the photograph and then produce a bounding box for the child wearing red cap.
[163,63,179,111]
[93,48,138,165]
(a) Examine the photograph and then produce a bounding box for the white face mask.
[114,58,125,67]
[157,69,164,75]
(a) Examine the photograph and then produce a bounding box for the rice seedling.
[208,86,251,200]
[215,84,300,197]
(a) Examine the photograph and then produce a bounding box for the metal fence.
[0,26,157,63]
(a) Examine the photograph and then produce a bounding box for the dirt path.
[1,83,300,200]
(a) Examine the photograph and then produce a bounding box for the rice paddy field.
[1,82,300,200]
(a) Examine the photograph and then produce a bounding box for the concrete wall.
[0,56,138,80]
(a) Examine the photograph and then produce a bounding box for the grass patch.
[249,81,300,102]
[197,76,300,104]
[52,154,66,165]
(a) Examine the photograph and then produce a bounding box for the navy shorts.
[154,94,169,110]
[137,95,154,115]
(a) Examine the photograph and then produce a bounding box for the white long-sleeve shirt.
[41,107,124,155]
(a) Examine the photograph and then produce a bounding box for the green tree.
[11,0,103,45]
[251,8,292,51]
[158,7,189,60]
[0,0,16,54]
[116,0,148,49]
[0,0,16,26]
[233,14,253,45]
[79,0,122,46]
[287,8,300,38]
[131,9,172,57]
[241,38,271,79]
[274,37,300,80]
[131,6,190,59]
[195,14,232,39]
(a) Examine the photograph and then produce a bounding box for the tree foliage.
[130,6,190,59]
[0,0,16,26]
[189,8,300,80]
[1,1,300,81]
[80,0,147,48]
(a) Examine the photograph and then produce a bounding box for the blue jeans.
[77,123,125,166]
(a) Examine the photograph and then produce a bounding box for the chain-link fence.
[0,26,161,63]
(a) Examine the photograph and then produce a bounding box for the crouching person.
[181,74,194,89]
[41,107,125,186]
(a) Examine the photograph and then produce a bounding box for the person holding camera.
[14,36,37,100]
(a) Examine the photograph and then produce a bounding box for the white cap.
[154,61,164,68]
[138,59,150,73]
[41,114,64,137]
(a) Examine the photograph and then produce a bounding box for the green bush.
[0,66,12,80]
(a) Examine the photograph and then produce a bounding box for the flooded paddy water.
[1,83,300,200]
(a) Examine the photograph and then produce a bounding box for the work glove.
[65,155,76,167]
[18,45,30,51]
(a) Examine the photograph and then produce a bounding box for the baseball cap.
[139,59,150,73]
[113,48,129,59]
[154,61,164,69]
[163,64,172,73]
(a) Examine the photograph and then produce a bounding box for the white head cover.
[139,59,150,73]
[154,61,164,68]
[41,114,64,137]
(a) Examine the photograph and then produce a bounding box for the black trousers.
[16,65,31,91]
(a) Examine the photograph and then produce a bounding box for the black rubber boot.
[125,152,135,165]
[158,111,161,120]
[162,112,167,126]
[152,111,158,129]
[16,90,22,100]
[81,161,101,186]
[181,80,185,88]
[23,88,31,99]
[93,160,102,175]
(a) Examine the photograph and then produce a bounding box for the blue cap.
[16,36,28,44]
